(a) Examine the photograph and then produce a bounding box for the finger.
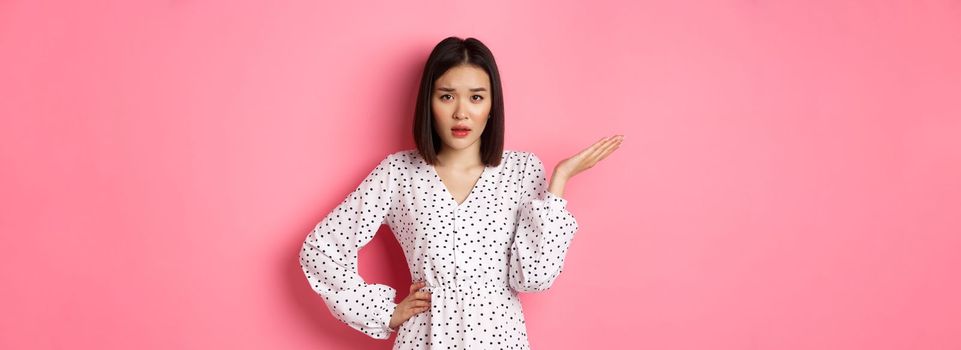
[576,136,613,157]
[409,281,426,294]
[596,135,622,154]
[592,136,622,163]
[405,305,429,316]
[598,135,623,156]
[594,135,621,154]
[411,300,431,308]
[593,135,617,150]
[408,291,430,301]
[595,139,622,163]
[585,136,618,163]
[415,291,432,300]
[580,138,610,161]
[582,138,620,168]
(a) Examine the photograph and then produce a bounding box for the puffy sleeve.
[508,152,580,293]
[299,153,399,340]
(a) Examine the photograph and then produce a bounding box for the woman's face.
[431,64,492,154]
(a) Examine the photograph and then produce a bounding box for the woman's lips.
[451,127,471,138]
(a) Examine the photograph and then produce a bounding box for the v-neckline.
[427,161,488,209]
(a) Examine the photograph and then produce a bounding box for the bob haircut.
[413,36,505,167]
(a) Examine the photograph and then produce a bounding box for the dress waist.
[418,279,512,298]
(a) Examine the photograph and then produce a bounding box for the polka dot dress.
[299,149,579,349]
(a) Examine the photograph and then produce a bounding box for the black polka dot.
[299,150,579,349]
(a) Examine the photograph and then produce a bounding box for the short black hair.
[412,36,505,167]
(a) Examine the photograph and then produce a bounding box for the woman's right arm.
[299,153,399,340]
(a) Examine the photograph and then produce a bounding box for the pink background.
[2,0,960,349]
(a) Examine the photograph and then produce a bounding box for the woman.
[299,36,622,349]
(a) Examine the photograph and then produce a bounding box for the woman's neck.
[436,144,483,169]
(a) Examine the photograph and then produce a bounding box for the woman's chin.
[442,138,480,151]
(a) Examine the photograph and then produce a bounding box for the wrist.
[551,169,571,183]
[548,177,568,199]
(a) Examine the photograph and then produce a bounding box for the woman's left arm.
[507,135,624,293]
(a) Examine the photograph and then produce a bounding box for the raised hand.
[388,281,432,331]
[554,134,624,180]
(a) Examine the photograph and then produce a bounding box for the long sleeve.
[508,152,580,293]
[299,153,399,340]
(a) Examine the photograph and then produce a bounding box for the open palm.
[555,135,624,179]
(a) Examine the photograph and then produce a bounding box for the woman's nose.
[454,101,470,119]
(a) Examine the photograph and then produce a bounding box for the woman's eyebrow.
[436,87,488,92]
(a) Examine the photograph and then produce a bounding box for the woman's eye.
[440,94,452,101]
[472,95,484,101]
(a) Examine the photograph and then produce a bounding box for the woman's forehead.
[435,66,490,89]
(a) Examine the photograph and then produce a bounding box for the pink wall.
[2,0,959,349]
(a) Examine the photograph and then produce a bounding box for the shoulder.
[503,149,541,165]
[382,149,426,171]
[362,150,415,182]
[377,149,419,162]
[503,149,525,159]
[389,149,421,164]
[363,150,412,174]
[501,149,546,174]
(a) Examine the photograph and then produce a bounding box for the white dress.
[299,149,579,349]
